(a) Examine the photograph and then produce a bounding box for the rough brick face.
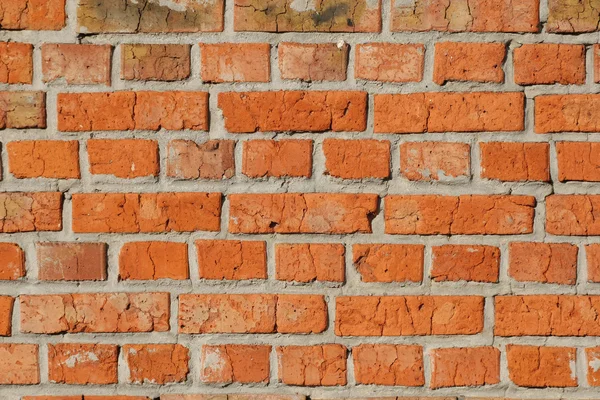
[275,243,345,282]
[353,344,424,386]
[120,241,188,280]
[37,242,107,281]
[0,91,46,129]
[277,345,347,386]
[431,245,500,283]
[548,0,600,32]
[433,42,505,84]
[48,343,118,384]
[586,244,600,283]
[121,44,190,81]
[0,42,33,84]
[7,140,80,179]
[279,42,349,81]
[323,139,390,179]
[355,43,424,82]
[546,195,600,235]
[0,344,39,384]
[0,243,25,280]
[124,344,189,384]
[400,142,470,181]
[556,142,600,182]
[509,242,578,284]
[87,139,159,178]
[0,0,66,30]
[0,192,62,232]
[243,140,312,178]
[167,139,235,180]
[196,240,267,280]
[0,296,14,336]
[353,244,424,283]
[200,345,270,383]
[514,44,585,85]
[586,347,600,385]
[506,345,577,387]
[430,347,500,388]
[42,44,112,85]
[480,142,549,182]
[200,43,270,83]
[535,95,600,133]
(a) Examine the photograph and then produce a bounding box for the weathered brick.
[275,243,345,283]
[243,140,312,178]
[0,92,46,129]
[72,193,221,233]
[0,243,25,280]
[0,42,33,84]
[586,347,600,386]
[431,245,500,283]
[0,192,62,232]
[229,193,378,234]
[200,43,270,83]
[480,142,549,182]
[20,292,170,333]
[218,91,367,133]
[200,345,270,383]
[279,42,348,81]
[385,195,535,235]
[546,195,600,235]
[507,345,577,387]
[0,296,14,336]
[430,347,500,388]
[277,345,347,386]
[548,0,600,32]
[167,139,235,180]
[400,142,470,181]
[0,344,39,384]
[353,344,424,386]
[120,242,189,280]
[48,343,118,384]
[7,140,80,179]
[25,397,150,400]
[124,344,189,384]
[595,45,600,83]
[355,43,424,82]
[276,294,328,334]
[122,44,190,81]
[374,92,524,133]
[509,242,577,284]
[336,296,484,336]
[196,240,267,280]
[0,0,66,30]
[323,139,390,179]
[434,42,505,84]
[42,44,112,85]
[535,95,600,133]
[162,396,301,400]
[514,44,585,85]
[587,244,600,283]
[87,139,159,179]
[557,142,600,182]
[37,242,107,281]
[353,244,424,283]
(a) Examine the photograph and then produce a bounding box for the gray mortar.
[1,0,600,399]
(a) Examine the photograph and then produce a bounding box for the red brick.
[509,242,577,284]
[276,294,328,334]
[279,42,348,81]
[72,193,221,233]
[201,43,270,83]
[42,44,111,85]
[434,42,505,84]
[355,43,424,82]
[535,94,600,133]
[200,345,270,383]
[196,240,267,280]
[514,44,585,85]
[0,296,14,336]
[0,91,46,129]
[243,140,312,178]
[119,242,189,280]
[87,139,159,178]
[548,0,600,32]
[495,295,600,336]
[57,91,208,132]
[277,345,347,386]
[430,347,500,388]
[353,344,424,386]
[323,139,390,179]
[586,244,600,283]
[586,347,600,386]
[336,296,484,336]
[0,42,33,84]
[122,44,190,81]
[557,142,600,182]
[507,345,577,387]
[480,142,549,182]
[234,0,381,32]
[391,0,539,32]
[0,192,62,232]
[400,142,470,181]
[431,245,500,283]
[385,195,535,235]
[0,344,39,384]
[275,243,345,283]
[124,344,189,384]
[353,244,424,283]
[0,243,25,280]
[595,45,600,83]
[167,139,235,180]
[218,91,367,133]
[37,242,107,281]
[546,195,600,235]
[229,193,378,234]
[0,0,65,30]
[48,343,118,384]
[374,92,524,133]
[20,292,170,333]
[7,140,80,179]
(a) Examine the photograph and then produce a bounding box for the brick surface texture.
[1,0,599,399]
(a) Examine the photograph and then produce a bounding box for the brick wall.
[1,0,600,399]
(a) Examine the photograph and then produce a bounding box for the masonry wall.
[1,0,600,399]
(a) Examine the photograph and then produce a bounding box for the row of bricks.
[2,293,600,336]
[8,90,600,134]
[8,0,600,34]
[0,342,597,388]
[3,41,600,86]
[2,240,600,284]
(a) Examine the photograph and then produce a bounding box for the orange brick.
[121,44,190,81]
[548,0,600,32]
[355,43,424,82]
[0,344,39,384]
[535,94,600,133]
[243,140,312,178]
[275,243,345,283]
[196,240,267,280]
[200,345,270,383]
[42,44,111,85]
[218,91,367,133]
[201,43,270,83]
[323,139,390,179]
[229,193,378,234]
[0,296,14,336]
[7,140,80,179]
[87,139,159,179]
[586,347,600,386]
[167,139,235,180]
[430,347,500,388]
[276,294,328,334]
[385,195,535,235]
[279,42,348,81]
[0,243,25,280]
[546,195,600,235]
[0,192,62,233]
[514,44,585,85]
[48,343,118,384]
[400,142,470,181]
[0,42,33,84]
[119,242,189,280]
[0,0,65,30]
[353,344,424,386]
[72,193,221,233]
[507,345,577,387]
[20,292,170,333]
[509,242,577,284]
[124,344,189,384]
[557,142,600,182]
[374,92,524,133]
[0,91,46,129]
[595,45,600,83]
[480,142,549,182]
[353,244,424,283]
[434,42,505,84]
[586,244,600,283]
[336,296,484,336]
[431,245,500,283]
[277,345,347,386]
[37,242,107,281]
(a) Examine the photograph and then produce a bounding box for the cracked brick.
[121,44,190,81]
[546,195,600,235]
[42,44,112,85]
[7,140,80,179]
[0,296,13,336]
[353,244,424,283]
[433,42,505,84]
[243,139,312,178]
[323,139,390,179]
[0,192,62,233]
[275,243,345,282]
[535,94,600,133]
[200,344,270,383]
[0,0,65,30]
[557,142,600,182]
[88,139,159,179]
[48,343,118,385]
[0,243,25,280]
[400,142,470,181]
[509,242,578,284]
[355,43,424,82]
[0,91,46,129]
[119,241,189,280]
[507,345,577,387]
[547,0,600,32]
[430,347,500,388]
[514,44,585,85]
[431,245,500,283]
[279,42,349,81]
[353,344,424,386]
[0,42,33,84]
[196,240,266,280]
[167,139,235,180]
[0,344,39,384]
[480,142,549,182]
[124,344,189,384]
[201,43,270,82]
[586,244,600,282]
[37,242,107,281]
[277,344,347,386]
